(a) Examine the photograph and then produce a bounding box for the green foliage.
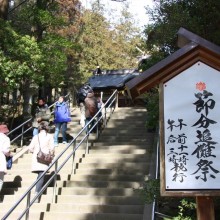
[0,0,83,95]
[136,178,196,219]
[144,87,159,131]
[0,20,44,92]
[38,33,73,85]
[144,0,220,54]
[173,198,196,220]
[135,179,160,204]
[79,1,143,78]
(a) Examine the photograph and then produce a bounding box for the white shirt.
[0,133,10,172]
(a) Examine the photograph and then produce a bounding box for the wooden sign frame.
[159,64,220,196]
[125,28,220,197]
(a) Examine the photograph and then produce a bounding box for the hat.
[0,124,9,134]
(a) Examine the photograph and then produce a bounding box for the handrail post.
[52,161,58,203]
[71,140,76,174]
[96,117,99,139]
[25,192,31,220]
[115,91,118,109]
[104,106,107,128]
[86,133,89,155]
[21,125,24,147]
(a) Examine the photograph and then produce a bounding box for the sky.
[80,0,155,31]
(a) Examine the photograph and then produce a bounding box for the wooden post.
[196,196,215,220]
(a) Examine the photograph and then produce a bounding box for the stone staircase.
[0,107,155,220]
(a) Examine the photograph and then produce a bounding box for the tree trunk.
[21,80,36,120]
[0,0,9,20]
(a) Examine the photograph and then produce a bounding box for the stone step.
[3,174,147,186]
[63,180,142,188]
[100,134,148,139]
[112,112,146,117]
[106,120,146,126]
[77,161,148,169]
[48,203,144,214]
[2,176,146,191]
[1,194,144,205]
[0,107,152,220]
[66,174,146,182]
[0,198,37,209]
[4,164,149,184]
[0,207,47,220]
[87,152,147,158]
[100,130,148,135]
[12,155,82,167]
[1,187,138,201]
[91,144,149,150]
[97,137,149,143]
[42,212,143,220]
[58,187,138,196]
[6,165,74,174]
[0,211,143,220]
[78,156,147,163]
[0,186,55,196]
[89,148,147,154]
[10,161,146,172]
[55,195,143,205]
[17,149,147,163]
[93,139,152,146]
[75,167,148,175]
[2,193,54,204]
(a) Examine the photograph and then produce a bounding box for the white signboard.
[164,61,220,190]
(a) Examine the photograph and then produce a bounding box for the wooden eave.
[126,28,220,99]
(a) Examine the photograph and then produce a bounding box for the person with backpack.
[76,83,93,106]
[84,92,98,133]
[77,83,93,128]
[53,96,71,146]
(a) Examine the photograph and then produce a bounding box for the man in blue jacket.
[54,96,71,146]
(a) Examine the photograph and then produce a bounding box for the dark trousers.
[35,171,45,193]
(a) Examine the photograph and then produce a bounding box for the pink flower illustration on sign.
[196,82,206,91]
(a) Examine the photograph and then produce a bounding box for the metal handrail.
[2,90,118,220]
[151,132,160,220]
[155,212,173,219]
[7,94,70,151]
[151,130,173,220]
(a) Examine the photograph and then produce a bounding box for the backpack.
[77,85,93,104]
[54,103,71,123]
[84,97,98,117]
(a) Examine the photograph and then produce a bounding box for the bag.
[37,149,54,166]
[37,135,54,165]
[48,122,55,133]
[6,156,13,169]
[48,125,55,133]
[54,103,71,123]
[88,104,98,117]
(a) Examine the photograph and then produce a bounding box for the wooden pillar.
[196,196,215,220]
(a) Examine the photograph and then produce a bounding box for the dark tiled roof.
[89,69,140,90]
